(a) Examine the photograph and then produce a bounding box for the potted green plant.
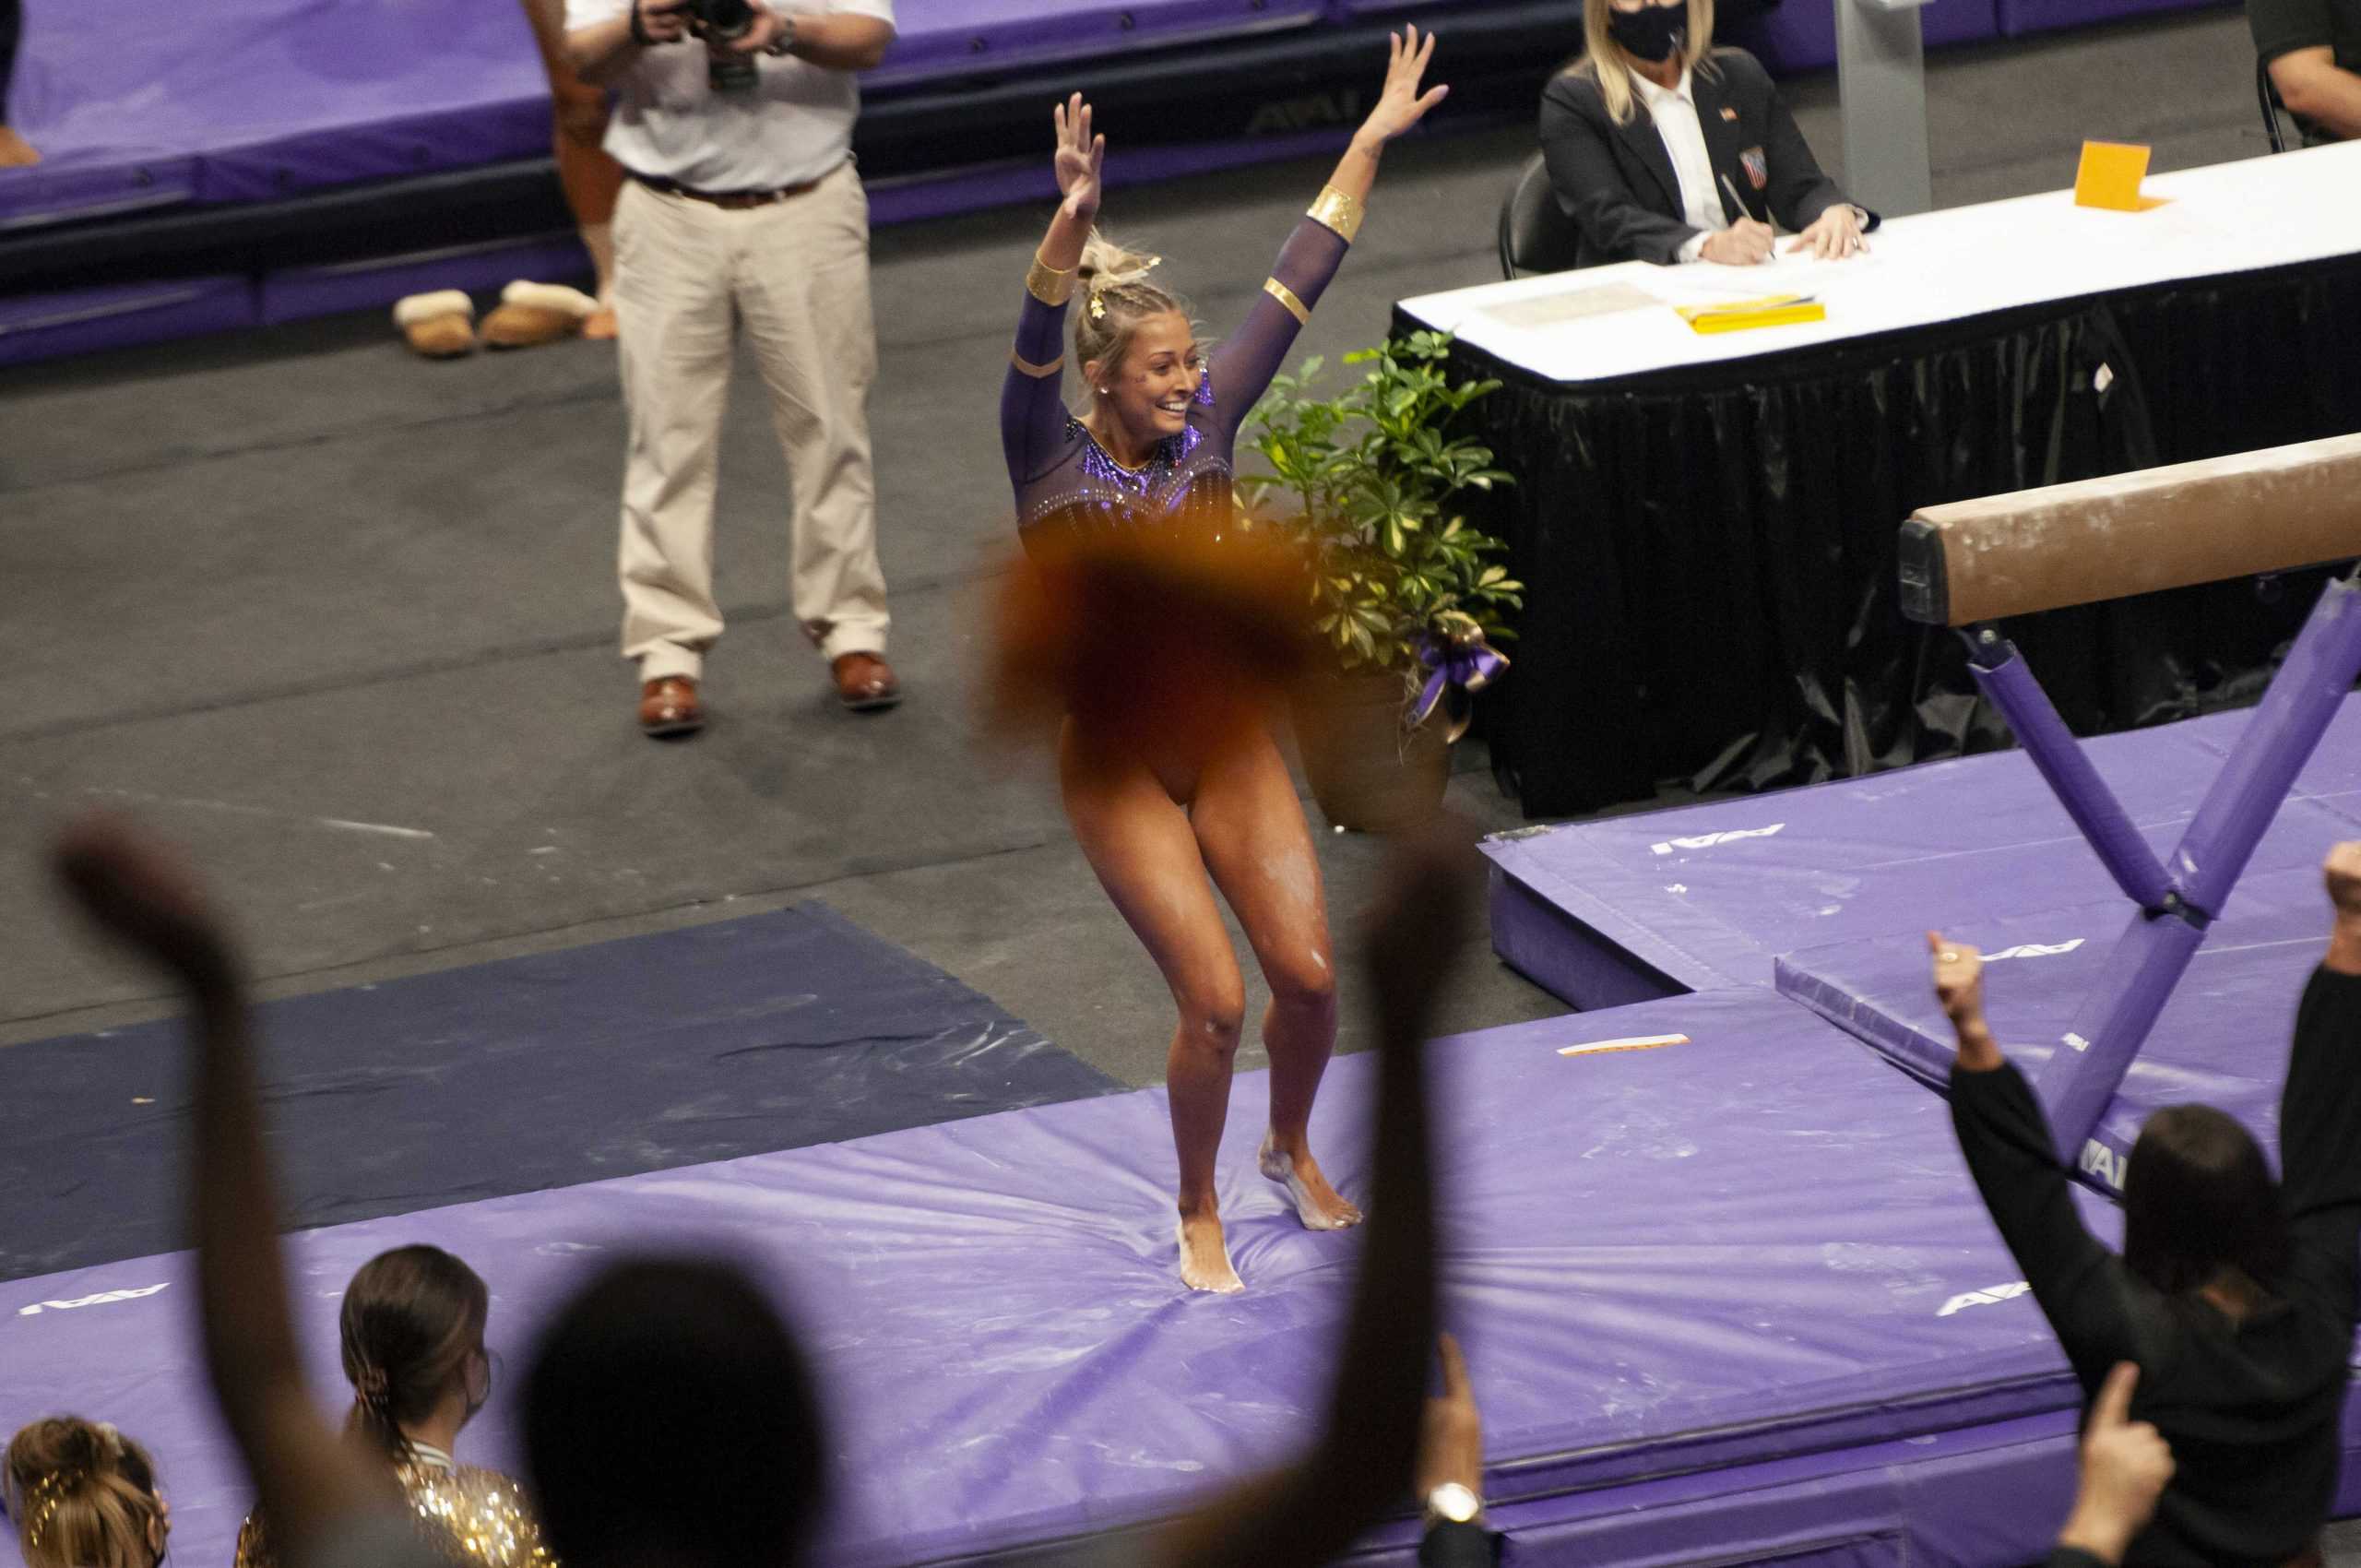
[1241,329,1522,832]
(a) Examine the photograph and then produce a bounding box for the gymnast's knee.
[1266,952,1337,1017]
[1177,988,1247,1057]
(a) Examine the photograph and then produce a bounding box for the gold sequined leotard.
[234,1443,553,1568]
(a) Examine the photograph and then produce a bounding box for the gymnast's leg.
[1192,725,1357,1230]
[1059,719,1251,1294]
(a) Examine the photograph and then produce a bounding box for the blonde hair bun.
[1076,229,1162,293]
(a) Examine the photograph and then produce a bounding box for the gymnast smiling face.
[1085,310,1203,453]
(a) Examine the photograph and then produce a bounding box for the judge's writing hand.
[1700,219,1774,265]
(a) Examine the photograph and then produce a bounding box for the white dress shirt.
[1631,66,1727,264]
[564,0,896,190]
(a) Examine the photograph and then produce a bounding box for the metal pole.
[1834,0,1935,218]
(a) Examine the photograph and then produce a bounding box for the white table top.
[1395,140,2361,388]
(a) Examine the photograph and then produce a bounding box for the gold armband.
[1026,253,1076,307]
[1307,184,1364,244]
[1009,347,1063,379]
[1263,277,1311,327]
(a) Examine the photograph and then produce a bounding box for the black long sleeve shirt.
[1951,968,2361,1568]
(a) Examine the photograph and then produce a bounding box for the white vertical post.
[1833,0,1935,217]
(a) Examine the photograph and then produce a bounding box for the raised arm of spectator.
[1002,95,1097,491]
[53,819,397,1566]
[1206,28,1448,435]
[1931,933,2134,1380]
[1145,826,1474,1568]
[2050,1362,2175,1568]
[2273,844,2361,1315]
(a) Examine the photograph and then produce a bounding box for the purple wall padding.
[1723,0,2001,74]
[0,276,255,367]
[0,988,2134,1568]
[1994,0,2235,36]
[872,0,1325,87]
[1483,700,2361,1004]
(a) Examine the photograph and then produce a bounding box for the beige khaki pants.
[613,160,889,681]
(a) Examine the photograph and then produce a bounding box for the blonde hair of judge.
[1575,0,1720,125]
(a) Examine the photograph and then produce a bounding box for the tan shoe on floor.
[639,676,705,738]
[0,126,38,167]
[391,290,477,359]
[481,280,598,349]
[831,652,902,712]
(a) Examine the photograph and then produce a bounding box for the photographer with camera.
[566,0,900,737]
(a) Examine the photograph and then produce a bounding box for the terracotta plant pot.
[1290,668,1451,833]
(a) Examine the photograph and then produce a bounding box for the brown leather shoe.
[638,676,704,737]
[831,652,902,712]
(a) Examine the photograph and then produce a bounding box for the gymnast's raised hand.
[1928,931,2003,1074]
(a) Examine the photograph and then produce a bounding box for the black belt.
[626,169,825,208]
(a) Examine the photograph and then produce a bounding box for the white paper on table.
[1477,280,1662,329]
[1659,251,1884,303]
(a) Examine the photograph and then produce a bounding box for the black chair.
[2260,54,2292,153]
[1497,148,1583,280]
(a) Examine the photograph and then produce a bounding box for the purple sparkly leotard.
[999,215,1349,541]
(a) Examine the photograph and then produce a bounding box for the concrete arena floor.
[0,6,2278,1094]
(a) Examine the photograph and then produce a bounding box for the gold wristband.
[1263,277,1311,327]
[1307,184,1363,244]
[1009,347,1063,379]
[1026,253,1076,307]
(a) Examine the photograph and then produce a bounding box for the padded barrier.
[0,904,1119,1284]
[1481,700,2361,1005]
[0,988,2154,1568]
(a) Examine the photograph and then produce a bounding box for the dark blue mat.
[0,904,1121,1282]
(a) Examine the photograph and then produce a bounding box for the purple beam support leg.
[1966,631,2174,911]
[2031,575,2361,1165]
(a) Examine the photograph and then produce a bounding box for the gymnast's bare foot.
[1260,1133,1363,1231]
[1177,1208,1243,1294]
[0,127,37,168]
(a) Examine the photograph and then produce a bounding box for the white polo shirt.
[564,0,896,190]
[1631,66,1727,264]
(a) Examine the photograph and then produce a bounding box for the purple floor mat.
[1484,700,2361,1008]
[1776,862,2330,1188]
[1,988,2138,1568]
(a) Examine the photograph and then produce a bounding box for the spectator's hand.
[1787,203,1866,259]
[634,0,692,44]
[2324,842,2361,918]
[1052,93,1104,220]
[1700,219,1774,265]
[53,814,238,998]
[1415,1334,1484,1504]
[1927,932,1986,1026]
[2058,1363,2174,1566]
[1356,26,1449,147]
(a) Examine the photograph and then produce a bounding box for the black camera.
[683,0,761,93]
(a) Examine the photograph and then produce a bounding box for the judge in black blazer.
[1538,0,1874,267]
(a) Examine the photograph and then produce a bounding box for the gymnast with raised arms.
[997,31,1447,1293]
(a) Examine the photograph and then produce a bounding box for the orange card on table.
[2073,140,2166,211]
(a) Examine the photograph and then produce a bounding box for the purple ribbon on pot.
[1410,631,1509,743]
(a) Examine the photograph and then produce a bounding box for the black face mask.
[1608,2,1685,62]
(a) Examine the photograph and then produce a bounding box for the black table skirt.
[1401,250,2361,817]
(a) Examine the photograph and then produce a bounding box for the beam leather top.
[1899,433,2361,626]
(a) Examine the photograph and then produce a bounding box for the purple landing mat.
[1775,862,2331,1189]
[1483,698,2361,1009]
[257,232,590,327]
[1,988,2131,1568]
[0,904,1117,1285]
[0,0,1326,231]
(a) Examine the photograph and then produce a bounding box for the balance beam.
[1899,433,2361,627]
[1893,437,2361,1179]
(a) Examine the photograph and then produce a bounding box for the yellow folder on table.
[2074,140,2168,211]
[1676,294,1826,334]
